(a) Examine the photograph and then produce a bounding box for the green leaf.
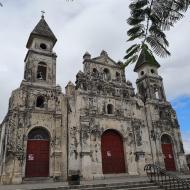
[149,13,161,25]
[127,32,144,41]
[123,55,139,68]
[151,0,186,31]
[127,24,144,36]
[126,44,140,53]
[131,8,145,18]
[149,25,169,46]
[127,17,145,25]
[129,0,148,10]
[146,36,171,57]
[149,25,165,37]
[124,44,141,60]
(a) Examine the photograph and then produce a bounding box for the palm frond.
[124,0,189,68]
[123,55,139,67]
[127,24,144,36]
[126,44,140,53]
[127,32,144,41]
[124,44,141,60]
[131,8,145,18]
[129,0,148,10]
[149,25,169,46]
[127,17,145,25]
[146,36,170,57]
[152,0,187,30]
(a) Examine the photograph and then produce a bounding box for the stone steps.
[54,181,162,190]
[23,177,54,184]
[20,175,190,190]
[20,180,163,190]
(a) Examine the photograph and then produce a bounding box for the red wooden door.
[162,144,176,171]
[26,140,49,177]
[101,130,126,174]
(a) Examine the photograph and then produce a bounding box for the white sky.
[0,0,190,148]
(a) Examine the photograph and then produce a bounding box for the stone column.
[91,135,103,179]
[124,137,138,175]
[80,122,93,180]
[11,158,22,184]
[53,151,62,179]
[135,152,146,175]
[80,152,93,180]
[53,116,62,179]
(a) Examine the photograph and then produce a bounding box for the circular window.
[40,43,47,50]
[140,71,144,76]
[151,69,155,74]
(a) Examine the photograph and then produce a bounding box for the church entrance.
[26,128,50,177]
[101,129,126,174]
[161,134,176,171]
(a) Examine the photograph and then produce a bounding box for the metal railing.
[144,164,190,190]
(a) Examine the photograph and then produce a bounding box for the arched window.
[103,68,110,81]
[28,127,50,140]
[107,104,113,114]
[116,72,121,81]
[37,62,47,80]
[36,96,45,108]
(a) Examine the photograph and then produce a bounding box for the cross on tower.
[41,10,45,18]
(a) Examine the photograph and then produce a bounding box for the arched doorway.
[161,134,176,171]
[26,128,50,177]
[101,130,126,174]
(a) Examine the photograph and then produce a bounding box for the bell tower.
[134,49,166,103]
[24,14,57,86]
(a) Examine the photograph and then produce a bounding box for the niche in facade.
[92,68,99,77]
[37,62,47,80]
[36,96,45,108]
[116,72,121,81]
[107,104,113,114]
[151,69,155,74]
[153,85,159,99]
[103,68,110,81]
[159,110,164,119]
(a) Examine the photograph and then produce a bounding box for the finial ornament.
[41,10,45,19]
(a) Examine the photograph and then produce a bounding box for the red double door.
[162,143,176,171]
[26,140,49,177]
[101,130,126,174]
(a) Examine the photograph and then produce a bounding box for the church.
[0,16,188,184]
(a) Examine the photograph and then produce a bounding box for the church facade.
[0,16,188,184]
